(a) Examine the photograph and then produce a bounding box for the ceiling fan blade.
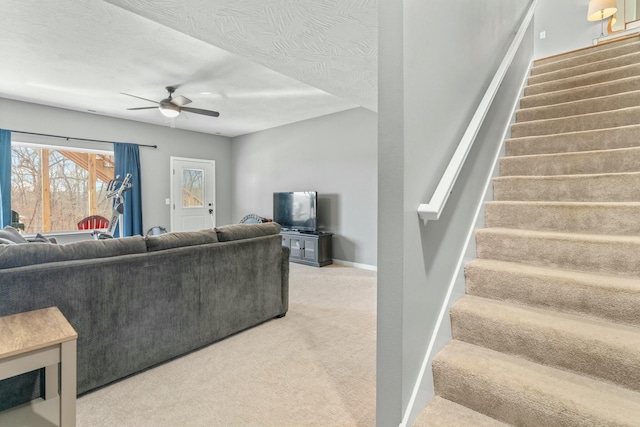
[120,92,159,104]
[181,107,220,117]
[127,106,158,110]
[172,95,192,107]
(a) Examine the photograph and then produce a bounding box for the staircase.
[415,36,640,426]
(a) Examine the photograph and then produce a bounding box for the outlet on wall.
[540,31,547,39]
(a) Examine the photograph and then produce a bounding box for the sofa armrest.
[280,246,290,316]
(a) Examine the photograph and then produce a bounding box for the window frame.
[10,139,114,236]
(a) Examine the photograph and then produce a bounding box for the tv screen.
[273,192,317,232]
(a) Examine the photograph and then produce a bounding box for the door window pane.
[182,168,204,208]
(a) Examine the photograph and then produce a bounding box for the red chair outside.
[77,215,109,230]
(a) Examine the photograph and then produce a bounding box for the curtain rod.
[8,130,158,149]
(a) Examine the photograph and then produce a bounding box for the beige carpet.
[76,263,376,427]
[416,35,640,425]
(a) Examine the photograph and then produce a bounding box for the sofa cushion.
[0,238,17,246]
[215,222,281,242]
[145,230,218,252]
[0,226,28,244]
[0,235,147,270]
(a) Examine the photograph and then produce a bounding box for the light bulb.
[159,106,180,118]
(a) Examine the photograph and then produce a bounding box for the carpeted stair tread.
[505,124,640,156]
[493,171,640,202]
[465,259,640,327]
[499,146,640,176]
[532,36,640,70]
[452,295,640,391]
[413,396,508,427]
[520,75,640,109]
[420,36,640,426]
[524,63,640,97]
[511,106,640,138]
[531,49,640,84]
[432,340,640,427]
[485,201,640,235]
[476,227,640,277]
[516,90,640,122]
[530,51,640,86]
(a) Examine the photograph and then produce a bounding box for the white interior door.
[170,157,216,231]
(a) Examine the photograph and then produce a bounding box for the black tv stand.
[280,230,333,267]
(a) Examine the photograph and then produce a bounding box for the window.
[182,168,204,208]
[11,143,114,233]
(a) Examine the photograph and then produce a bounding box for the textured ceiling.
[103,0,378,111]
[0,0,376,137]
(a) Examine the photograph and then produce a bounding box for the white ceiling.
[0,0,377,137]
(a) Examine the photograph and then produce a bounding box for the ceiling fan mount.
[121,86,220,118]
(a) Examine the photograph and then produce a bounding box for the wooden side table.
[0,307,78,426]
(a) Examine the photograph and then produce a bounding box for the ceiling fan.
[121,86,220,118]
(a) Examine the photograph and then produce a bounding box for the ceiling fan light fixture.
[123,88,218,120]
[159,104,180,118]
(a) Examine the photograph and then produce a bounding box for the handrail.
[417,0,538,224]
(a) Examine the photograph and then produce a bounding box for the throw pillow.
[0,226,28,244]
[27,233,54,244]
[0,237,17,245]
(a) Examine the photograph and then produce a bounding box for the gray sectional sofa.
[0,222,289,411]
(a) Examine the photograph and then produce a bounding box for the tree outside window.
[11,144,114,233]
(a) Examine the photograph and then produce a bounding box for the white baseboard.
[332,259,377,271]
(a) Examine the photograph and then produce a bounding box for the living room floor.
[1,263,377,426]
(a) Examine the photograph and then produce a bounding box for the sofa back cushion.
[0,236,147,270]
[215,222,281,242]
[145,230,218,252]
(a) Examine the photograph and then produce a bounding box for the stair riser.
[432,361,539,427]
[516,91,640,123]
[499,148,640,176]
[432,352,632,427]
[521,76,640,109]
[485,202,640,235]
[511,108,640,138]
[493,173,640,202]
[432,362,505,425]
[505,125,640,156]
[465,261,640,327]
[524,64,640,97]
[530,52,640,85]
[532,39,640,71]
[476,230,640,276]
[451,303,640,392]
[416,397,509,427]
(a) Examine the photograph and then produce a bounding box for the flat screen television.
[273,191,317,232]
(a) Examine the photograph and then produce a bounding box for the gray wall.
[377,0,532,425]
[0,97,233,231]
[534,0,604,59]
[231,107,378,267]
